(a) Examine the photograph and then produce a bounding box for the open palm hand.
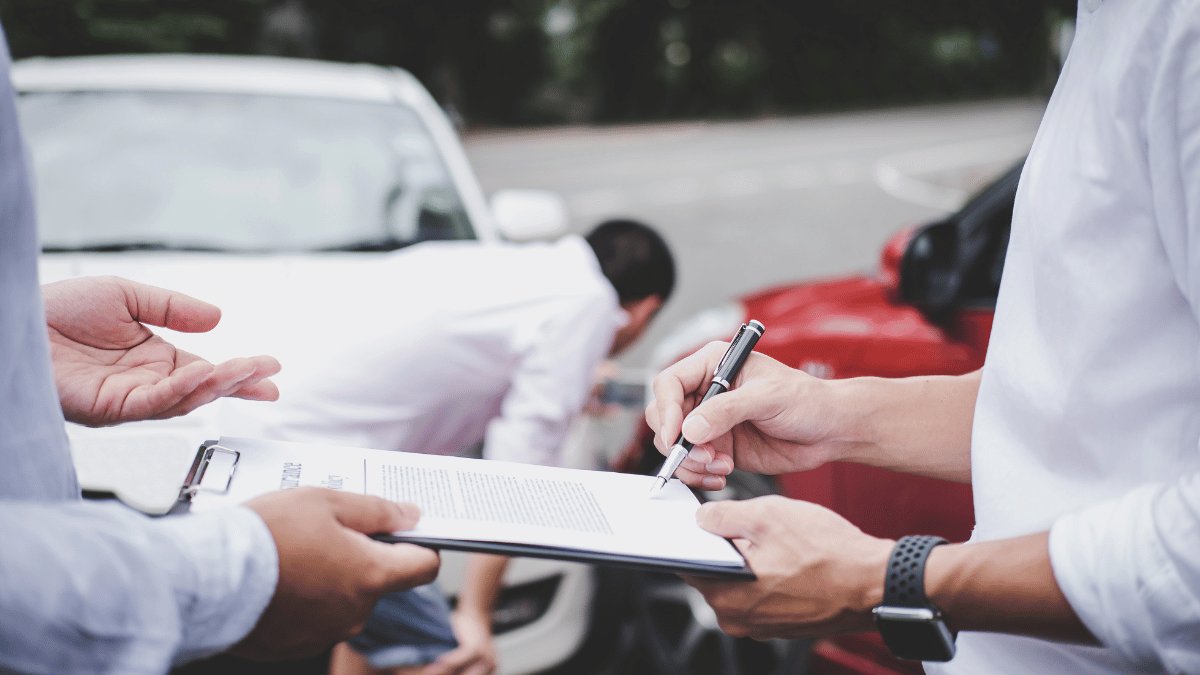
[43,276,281,427]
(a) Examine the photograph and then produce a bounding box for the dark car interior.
[899,160,1023,314]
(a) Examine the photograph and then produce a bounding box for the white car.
[18,54,602,675]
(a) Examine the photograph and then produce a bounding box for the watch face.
[873,610,956,662]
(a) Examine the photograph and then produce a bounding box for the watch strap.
[883,535,948,609]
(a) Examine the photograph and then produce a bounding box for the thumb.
[328,493,440,591]
[681,380,769,445]
[360,540,442,594]
[329,492,422,534]
[695,500,770,542]
[122,277,223,333]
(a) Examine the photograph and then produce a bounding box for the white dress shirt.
[213,236,625,468]
[928,0,1200,672]
[0,27,278,674]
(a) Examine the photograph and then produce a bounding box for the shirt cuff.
[157,505,279,665]
[1049,480,1200,672]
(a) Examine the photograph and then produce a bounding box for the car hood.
[40,252,368,310]
[741,273,881,330]
[742,271,949,348]
[39,252,398,363]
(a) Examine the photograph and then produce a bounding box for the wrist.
[873,535,957,662]
[824,377,886,464]
[923,542,964,621]
[853,536,894,615]
[454,604,493,623]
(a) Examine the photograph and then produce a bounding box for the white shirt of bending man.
[209,235,629,467]
[930,0,1200,672]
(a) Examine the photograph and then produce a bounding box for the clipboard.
[170,440,239,515]
[173,438,755,580]
[373,535,754,579]
[71,431,213,515]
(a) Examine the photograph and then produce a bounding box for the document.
[186,437,752,578]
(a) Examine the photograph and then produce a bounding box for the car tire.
[631,471,813,675]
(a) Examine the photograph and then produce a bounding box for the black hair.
[585,219,675,304]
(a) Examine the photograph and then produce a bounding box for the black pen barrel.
[713,324,764,385]
[673,381,728,452]
[666,320,765,462]
[697,380,728,405]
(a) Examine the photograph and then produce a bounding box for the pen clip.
[714,323,748,377]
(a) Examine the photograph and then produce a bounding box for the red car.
[616,160,1022,675]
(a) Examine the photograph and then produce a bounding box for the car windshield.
[19,91,475,252]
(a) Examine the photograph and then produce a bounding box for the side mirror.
[900,220,959,312]
[490,189,569,242]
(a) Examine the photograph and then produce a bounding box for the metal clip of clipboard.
[179,442,241,498]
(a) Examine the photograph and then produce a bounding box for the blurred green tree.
[0,0,1076,125]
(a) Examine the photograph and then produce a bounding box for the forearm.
[457,554,509,619]
[923,532,1097,644]
[833,370,979,482]
[0,501,277,674]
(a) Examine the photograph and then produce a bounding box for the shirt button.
[1083,0,1101,10]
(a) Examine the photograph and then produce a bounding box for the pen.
[648,319,765,498]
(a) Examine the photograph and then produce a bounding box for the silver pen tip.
[647,476,668,498]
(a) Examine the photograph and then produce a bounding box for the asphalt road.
[463,98,1046,370]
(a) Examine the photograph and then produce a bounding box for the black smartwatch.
[872,535,956,662]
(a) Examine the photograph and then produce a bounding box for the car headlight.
[646,302,746,403]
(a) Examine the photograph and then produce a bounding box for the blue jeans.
[348,583,458,669]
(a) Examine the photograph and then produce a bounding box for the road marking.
[873,133,1033,211]
[560,133,1029,216]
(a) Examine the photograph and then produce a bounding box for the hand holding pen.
[647,330,857,491]
[648,320,765,497]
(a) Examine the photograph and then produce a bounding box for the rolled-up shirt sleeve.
[0,500,278,675]
[1048,473,1200,673]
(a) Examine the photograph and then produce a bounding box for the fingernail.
[701,476,725,491]
[681,414,711,440]
[688,447,712,463]
[707,458,731,474]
